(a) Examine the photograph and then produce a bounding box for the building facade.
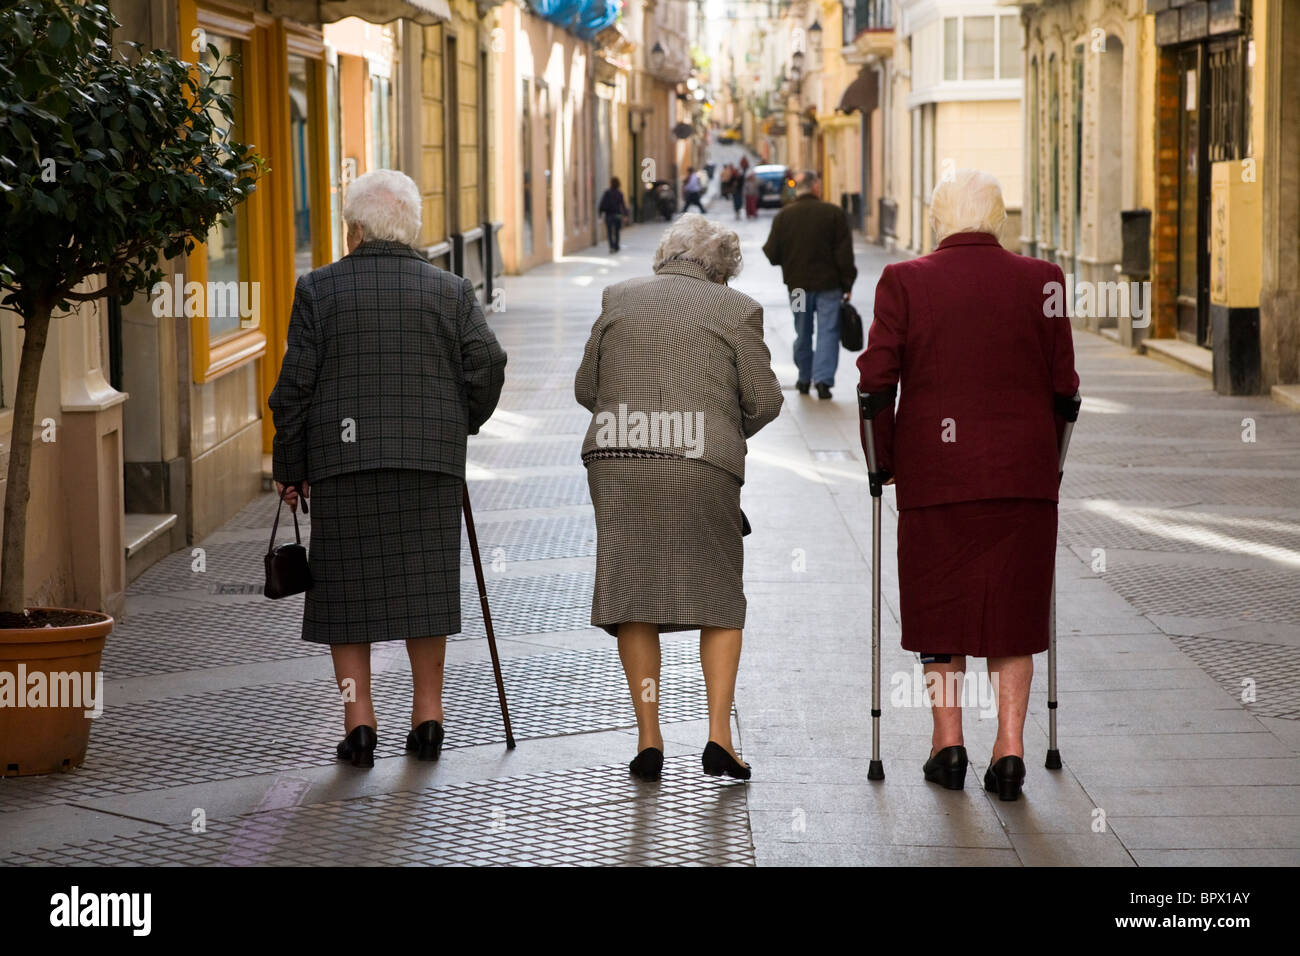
[888,0,1024,254]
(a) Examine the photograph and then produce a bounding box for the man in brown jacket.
[762,170,858,399]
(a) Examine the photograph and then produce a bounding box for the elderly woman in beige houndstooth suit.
[575,214,784,783]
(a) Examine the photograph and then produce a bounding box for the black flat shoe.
[984,755,1027,801]
[923,745,968,790]
[629,747,664,781]
[336,725,377,768]
[796,380,810,395]
[406,720,444,761]
[702,741,751,780]
[815,383,833,400]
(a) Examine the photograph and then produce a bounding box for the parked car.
[754,164,793,208]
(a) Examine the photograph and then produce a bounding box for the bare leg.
[923,655,966,755]
[406,636,447,727]
[987,655,1033,760]
[332,643,374,733]
[700,626,745,766]
[618,622,664,753]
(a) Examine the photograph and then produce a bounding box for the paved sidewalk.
[2,200,1297,866]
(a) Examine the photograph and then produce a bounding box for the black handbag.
[840,301,864,351]
[264,484,312,599]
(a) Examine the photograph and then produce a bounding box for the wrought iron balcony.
[843,0,894,47]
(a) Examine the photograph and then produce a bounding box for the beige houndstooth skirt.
[586,455,746,636]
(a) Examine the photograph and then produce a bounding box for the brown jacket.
[762,194,858,294]
[575,259,784,483]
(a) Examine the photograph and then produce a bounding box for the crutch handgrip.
[1054,390,1082,481]
[856,386,896,497]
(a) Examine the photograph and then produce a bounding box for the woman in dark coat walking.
[270,169,507,768]
[597,177,629,252]
[575,214,784,782]
[857,169,1079,800]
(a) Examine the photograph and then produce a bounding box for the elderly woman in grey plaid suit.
[270,169,506,769]
[576,214,784,782]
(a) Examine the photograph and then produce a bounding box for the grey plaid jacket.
[575,259,783,483]
[270,240,506,485]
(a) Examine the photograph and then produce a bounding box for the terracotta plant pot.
[0,608,112,776]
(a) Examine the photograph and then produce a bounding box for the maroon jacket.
[856,232,1079,511]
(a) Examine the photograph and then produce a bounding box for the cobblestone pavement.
[2,196,1298,866]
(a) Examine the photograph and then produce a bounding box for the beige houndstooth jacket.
[575,258,784,483]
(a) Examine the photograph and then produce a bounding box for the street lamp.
[650,42,665,73]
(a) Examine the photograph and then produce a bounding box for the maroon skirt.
[897,498,1056,657]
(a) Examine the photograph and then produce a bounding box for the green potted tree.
[0,0,259,773]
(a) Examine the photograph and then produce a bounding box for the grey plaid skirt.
[302,469,462,645]
[586,456,746,636]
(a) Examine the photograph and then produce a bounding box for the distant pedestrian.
[575,214,784,783]
[269,169,507,770]
[598,177,629,252]
[761,170,856,399]
[731,166,745,219]
[857,169,1080,801]
[742,169,759,219]
[682,166,706,213]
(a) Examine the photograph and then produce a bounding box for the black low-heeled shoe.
[923,745,968,790]
[702,741,751,780]
[629,747,664,781]
[405,720,444,761]
[336,725,377,768]
[984,754,1027,801]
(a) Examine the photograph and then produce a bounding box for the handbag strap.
[268,483,304,553]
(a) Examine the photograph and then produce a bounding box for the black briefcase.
[264,484,312,599]
[840,301,864,352]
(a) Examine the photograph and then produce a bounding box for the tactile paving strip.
[127,537,301,597]
[1059,508,1300,556]
[468,438,584,469]
[0,756,752,867]
[102,597,323,679]
[458,514,596,566]
[0,638,707,812]
[113,568,597,678]
[468,474,591,512]
[1169,635,1300,720]
[1104,561,1300,625]
[1061,468,1300,507]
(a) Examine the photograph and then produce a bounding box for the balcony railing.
[843,0,894,46]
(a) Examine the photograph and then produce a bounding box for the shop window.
[200,34,250,342]
[288,54,316,276]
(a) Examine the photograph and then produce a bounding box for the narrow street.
[2,201,1297,867]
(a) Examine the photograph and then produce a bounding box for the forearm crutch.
[463,486,517,749]
[857,386,896,782]
[1046,391,1082,770]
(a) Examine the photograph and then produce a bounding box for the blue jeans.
[791,288,842,387]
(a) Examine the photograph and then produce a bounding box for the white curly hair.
[343,169,423,246]
[929,168,1006,244]
[652,213,743,283]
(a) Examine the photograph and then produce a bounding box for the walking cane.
[857,385,897,782]
[1046,391,1082,770]
[463,486,517,749]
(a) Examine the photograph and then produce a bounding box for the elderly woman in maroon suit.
[857,169,1079,801]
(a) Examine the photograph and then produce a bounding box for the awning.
[838,68,879,114]
[316,0,452,25]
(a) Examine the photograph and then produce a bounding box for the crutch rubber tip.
[507,737,517,750]
[868,760,885,781]
[1045,749,1062,770]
